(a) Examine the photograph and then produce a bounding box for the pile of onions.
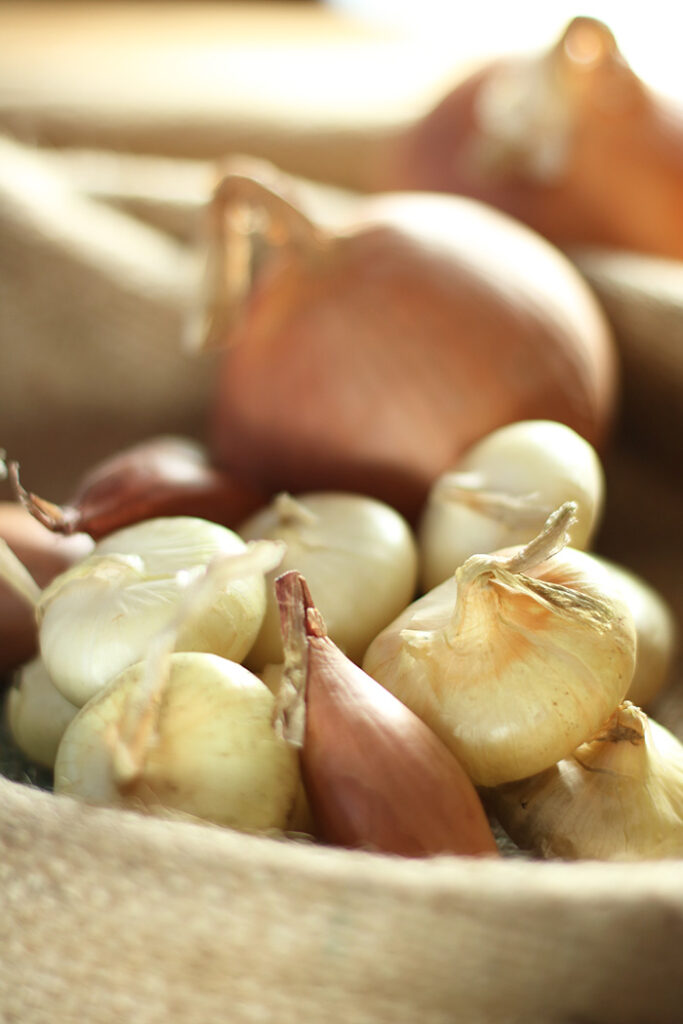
[381,16,683,259]
[274,570,499,857]
[197,160,616,521]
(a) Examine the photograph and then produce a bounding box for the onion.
[5,657,78,769]
[382,17,683,259]
[54,652,302,833]
[595,557,678,709]
[9,435,265,540]
[0,502,92,675]
[488,703,683,861]
[417,419,604,592]
[239,490,418,669]
[274,570,499,857]
[197,160,617,522]
[35,519,281,708]
[363,505,636,787]
[50,537,304,834]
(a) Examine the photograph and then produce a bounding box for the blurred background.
[1,1,681,162]
[1,1,681,613]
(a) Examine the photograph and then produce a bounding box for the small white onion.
[418,419,604,591]
[54,651,301,833]
[5,657,78,768]
[596,557,678,708]
[364,506,636,787]
[38,516,274,707]
[489,703,683,861]
[239,492,418,669]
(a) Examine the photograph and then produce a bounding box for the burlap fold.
[0,134,215,500]
[1,775,683,1024]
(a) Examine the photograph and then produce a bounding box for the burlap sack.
[35,149,213,244]
[2,771,683,1024]
[0,135,216,500]
[1,128,683,1024]
[1,429,682,1024]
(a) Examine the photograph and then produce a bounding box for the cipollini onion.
[595,557,678,708]
[382,17,683,259]
[239,491,418,670]
[0,516,284,707]
[54,652,301,832]
[488,702,683,861]
[53,547,301,832]
[274,570,499,857]
[8,436,266,540]
[196,159,616,521]
[363,503,636,787]
[5,657,78,769]
[418,419,605,592]
[0,502,93,674]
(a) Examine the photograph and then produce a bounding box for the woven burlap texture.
[0,134,215,500]
[1,775,683,1024]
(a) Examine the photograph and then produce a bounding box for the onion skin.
[206,165,616,522]
[0,503,92,675]
[417,419,605,592]
[275,570,499,858]
[239,490,418,670]
[383,17,683,260]
[53,652,301,834]
[487,703,683,861]
[596,557,678,709]
[37,517,273,708]
[11,436,265,540]
[6,657,78,768]
[363,511,637,788]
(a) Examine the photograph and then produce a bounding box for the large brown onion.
[199,160,616,521]
[381,17,683,259]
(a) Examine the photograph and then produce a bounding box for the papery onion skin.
[206,166,616,522]
[12,435,265,540]
[363,539,636,787]
[38,517,269,708]
[0,502,93,675]
[275,570,499,858]
[54,652,301,833]
[382,17,683,259]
